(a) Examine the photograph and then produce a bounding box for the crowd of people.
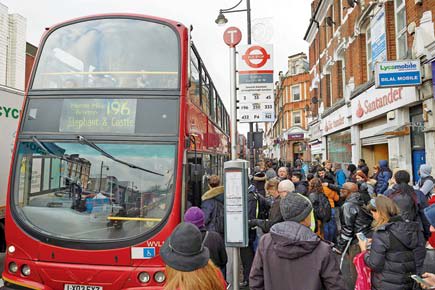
[161,157,435,290]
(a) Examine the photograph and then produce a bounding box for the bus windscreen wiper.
[77,136,163,176]
[32,136,66,160]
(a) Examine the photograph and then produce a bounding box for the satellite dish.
[311,97,319,104]
[347,0,356,8]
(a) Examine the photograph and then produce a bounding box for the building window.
[292,111,302,127]
[325,74,332,107]
[365,22,373,81]
[291,85,301,102]
[395,0,407,59]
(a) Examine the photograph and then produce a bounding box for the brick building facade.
[266,53,311,165]
[305,0,435,182]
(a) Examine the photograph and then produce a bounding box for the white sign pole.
[229,45,240,290]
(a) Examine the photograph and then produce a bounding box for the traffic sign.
[223,27,242,48]
[242,45,271,69]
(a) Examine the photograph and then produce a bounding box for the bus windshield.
[32,18,179,90]
[12,140,176,242]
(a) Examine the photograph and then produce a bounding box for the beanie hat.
[184,207,205,229]
[278,180,295,193]
[420,164,432,178]
[280,192,313,222]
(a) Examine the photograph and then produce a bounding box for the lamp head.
[215,11,228,25]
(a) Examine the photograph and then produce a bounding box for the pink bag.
[353,251,371,290]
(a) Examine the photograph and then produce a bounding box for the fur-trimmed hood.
[202,186,224,201]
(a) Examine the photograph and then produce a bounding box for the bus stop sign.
[223,27,242,48]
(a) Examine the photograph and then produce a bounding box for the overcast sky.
[2,0,311,133]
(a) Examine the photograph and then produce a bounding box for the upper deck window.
[32,18,179,90]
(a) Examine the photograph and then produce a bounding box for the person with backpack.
[384,170,427,274]
[358,196,421,290]
[201,175,225,238]
[184,207,227,277]
[308,177,331,238]
[414,164,434,199]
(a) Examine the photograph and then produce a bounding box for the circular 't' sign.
[223,27,242,48]
[242,45,270,69]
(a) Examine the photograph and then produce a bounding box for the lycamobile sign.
[375,60,421,88]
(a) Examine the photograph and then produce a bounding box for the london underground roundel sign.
[223,27,242,48]
[242,45,271,69]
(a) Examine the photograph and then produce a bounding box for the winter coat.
[335,169,346,188]
[357,182,372,204]
[336,192,373,252]
[250,195,283,233]
[249,221,346,290]
[364,216,420,290]
[358,164,369,177]
[201,186,224,234]
[375,160,392,195]
[293,181,308,196]
[414,164,434,198]
[200,229,227,268]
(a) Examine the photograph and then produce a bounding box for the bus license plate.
[64,284,103,290]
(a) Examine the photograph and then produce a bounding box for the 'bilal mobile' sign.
[375,60,421,88]
[237,44,274,123]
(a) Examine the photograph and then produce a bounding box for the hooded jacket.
[364,216,420,290]
[201,186,224,234]
[249,221,345,290]
[375,160,392,195]
[415,164,434,198]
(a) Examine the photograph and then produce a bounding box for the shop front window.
[327,129,352,163]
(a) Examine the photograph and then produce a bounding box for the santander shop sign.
[351,86,417,125]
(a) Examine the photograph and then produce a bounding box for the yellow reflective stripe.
[107,216,161,222]
[2,276,41,290]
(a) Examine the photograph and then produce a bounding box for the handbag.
[353,251,371,290]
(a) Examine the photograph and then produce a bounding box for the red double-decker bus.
[2,14,230,290]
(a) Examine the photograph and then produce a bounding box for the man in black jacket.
[336,182,373,288]
[291,172,308,196]
[358,159,369,177]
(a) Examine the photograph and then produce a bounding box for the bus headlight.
[21,264,31,276]
[138,272,150,283]
[8,245,16,253]
[154,271,166,283]
[8,262,18,273]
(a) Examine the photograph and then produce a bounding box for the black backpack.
[391,189,418,222]
[212,199,225,235]
[310,192,332,222]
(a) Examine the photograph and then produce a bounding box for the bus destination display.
[59,99,137,133]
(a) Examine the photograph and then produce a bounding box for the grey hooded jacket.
[414,164,434,198]
[249,221,346,290]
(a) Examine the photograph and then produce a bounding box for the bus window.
[190,56,200,107]
[209,87,216,122]
[32,18,180,90]
[201,74,210,115]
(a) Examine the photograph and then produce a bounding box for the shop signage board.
[320,105,351,135]
[371,6,387,65]
[288,133,304,140]
[375,60,421,88]
[351,86,418,124]
[237,44,274,123]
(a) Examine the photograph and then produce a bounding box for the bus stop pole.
[229,45,240,290]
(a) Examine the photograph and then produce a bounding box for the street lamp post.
[216,2,251,290]
[216,0,255,172]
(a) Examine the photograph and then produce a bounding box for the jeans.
[324,208,337,243]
